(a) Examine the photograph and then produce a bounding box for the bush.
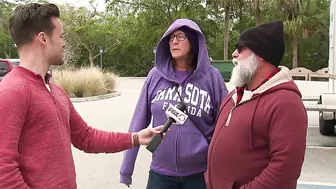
[52,66,118,98]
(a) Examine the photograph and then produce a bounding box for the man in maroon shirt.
[0,3,163,189]
[205,20,308,189]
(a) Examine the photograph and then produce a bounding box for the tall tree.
[59,3,120,67]
[0,0,17,58]
[207,0,236,60]
[266,0,319,68]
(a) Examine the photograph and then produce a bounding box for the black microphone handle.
[159,117,175,134]
[146,118,176,153]
[146,134,162,153]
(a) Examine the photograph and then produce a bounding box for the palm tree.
[266,0,319,68]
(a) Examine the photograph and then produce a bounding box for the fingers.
[154,125,163,131]
[150,125,171,135]
[152,126,162,133]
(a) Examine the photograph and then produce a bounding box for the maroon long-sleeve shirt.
[0,66,132,189]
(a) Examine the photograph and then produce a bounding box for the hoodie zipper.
[225,106,235,126]
[224,94,259,127]
[224,100,246,127]
[175,84,183,172]
[176,125,180,171]
[225,102,249,127]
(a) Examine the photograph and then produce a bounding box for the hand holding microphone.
[146,102,187,153]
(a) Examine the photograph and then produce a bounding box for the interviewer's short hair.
[9,3,60,48]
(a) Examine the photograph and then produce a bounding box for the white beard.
[230,53,259,88]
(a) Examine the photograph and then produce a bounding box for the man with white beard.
[204,20,308,189]
[230,53,259,88]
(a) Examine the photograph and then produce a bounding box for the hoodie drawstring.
[249,96,261,149]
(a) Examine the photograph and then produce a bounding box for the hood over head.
[154,18,211,81]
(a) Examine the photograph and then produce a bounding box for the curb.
[128,77,147,79]
[70,91,121,103]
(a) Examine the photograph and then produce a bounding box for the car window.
[11,61,19,66]
[0,61,10,76]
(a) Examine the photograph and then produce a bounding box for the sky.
[7,0,107,12]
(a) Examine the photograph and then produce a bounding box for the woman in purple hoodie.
[119,18,228,189]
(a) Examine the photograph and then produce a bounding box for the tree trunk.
[255,0,261,25]
[239,1,243,33]
[4,44,10,58]
[292,35,298,68]
[89,50,94,67]
[223,6,230,60]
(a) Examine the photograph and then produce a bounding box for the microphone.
[146,103,187,153]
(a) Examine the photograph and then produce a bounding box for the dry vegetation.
[52,66,118,98]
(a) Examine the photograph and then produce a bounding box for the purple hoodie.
[119,18,228,184]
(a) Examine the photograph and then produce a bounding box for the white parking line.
[306,146,336,149]
[298,181,336,188]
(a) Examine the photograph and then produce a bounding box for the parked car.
[0,58,53,82]
[0,60,13,82]
[1,58,20,67]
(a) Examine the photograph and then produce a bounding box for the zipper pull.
[225,108,234,127]
[178,85,182,93]
[176,85,183,102]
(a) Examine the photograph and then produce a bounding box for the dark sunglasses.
[236,44,245,53]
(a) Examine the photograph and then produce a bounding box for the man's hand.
[136,126,164,146]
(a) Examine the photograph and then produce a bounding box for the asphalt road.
[71,78,336,189]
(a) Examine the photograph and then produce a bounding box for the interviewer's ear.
[37,32,48,44]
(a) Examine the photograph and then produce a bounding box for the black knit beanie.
[236,20,285,67]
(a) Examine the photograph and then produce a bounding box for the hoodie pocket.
[152,128,178,169]
[212,171,235,189]
[178,130,208,171]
